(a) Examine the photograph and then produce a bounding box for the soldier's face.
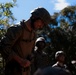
[37,41,45,49]
[34,19,44,30]
[58,55,65,63]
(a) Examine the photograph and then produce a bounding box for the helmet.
[31,7,51,25]
[55,51,65,60]
[35,37,45,47]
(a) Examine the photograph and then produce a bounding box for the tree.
[37,5,76,75]
[0,0,17,39]
[0,1,17,74]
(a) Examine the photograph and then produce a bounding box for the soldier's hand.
[13,55,31,67]
[21,60,31,68]
[7,52,31,67]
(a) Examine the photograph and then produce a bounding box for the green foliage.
[0,1,76,74]
[60,6,76,24]
[0,0,17,39]
[0,1,17,75]
[37,5,76,75]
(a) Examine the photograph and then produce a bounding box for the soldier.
[52,51,71,75]
[31,37,50,75]
[34,51,71,75]
[0,7,52,75]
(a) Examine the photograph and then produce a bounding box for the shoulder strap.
[20,20,36,42]
[15,20,25,42]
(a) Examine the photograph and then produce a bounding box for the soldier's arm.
[1,25,22,59]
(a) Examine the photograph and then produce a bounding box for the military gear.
[31,37,50,75]
[31,7,52,25]
[35,37,45,43]
[55,51,65,60]
[52,51,71,75]
[0,20,36,75]
[31,51,50,75]
[52,62,67,68]
[1,20,36,60]
[35,37,45,47]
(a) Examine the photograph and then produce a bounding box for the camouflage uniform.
[0,7,53,75]
[0,21,36,75]
[31,37,50,75]
[34,51,49,69]
[52,51,71,75]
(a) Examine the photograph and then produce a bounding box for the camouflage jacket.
[31,50,50,74]
[0,21,36,61]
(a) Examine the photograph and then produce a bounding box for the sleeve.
[1,25,22,59]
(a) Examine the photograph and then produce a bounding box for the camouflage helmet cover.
[31,7,52,25]
[35,37,45,47]
[55,51,65,60]
[36,37,45,43]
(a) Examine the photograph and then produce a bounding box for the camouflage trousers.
[5,60,30,75]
